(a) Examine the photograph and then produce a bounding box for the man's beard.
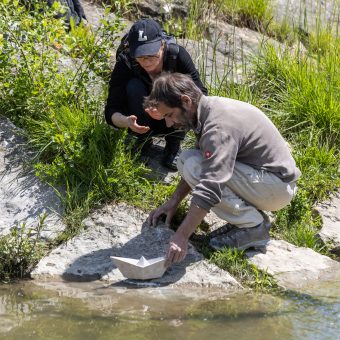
[173,107,195,132]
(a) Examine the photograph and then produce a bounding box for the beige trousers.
[177,149,297,228]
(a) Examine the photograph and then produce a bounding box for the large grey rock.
[207,21,282,63]
[246,239,340,289]
[80,0,107,28]
[32,203,241,291]
[315,192,340,256]
[178,19,284,85]
[132,0,190,19]
[0,115,65,240]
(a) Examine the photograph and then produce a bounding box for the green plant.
[209,247,278,290]
[0,215,47,282]
[108,0,134,16]
[214,0,273,31]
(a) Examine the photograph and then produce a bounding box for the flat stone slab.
[32,203,241,291]
[246,240,340,289]
[315,192,340,256]
[0,115,65,240]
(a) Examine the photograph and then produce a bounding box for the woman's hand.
[145,107,163,120]
[126,115,150,134]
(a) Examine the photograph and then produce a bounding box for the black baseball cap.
[128,19,163,58]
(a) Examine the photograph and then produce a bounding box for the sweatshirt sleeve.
[104,57,133,126]
[191,125,239,211]
[176,46,208,95]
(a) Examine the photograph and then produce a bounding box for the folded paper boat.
[111,256,166,280]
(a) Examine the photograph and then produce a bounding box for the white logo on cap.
[138,30,147,42]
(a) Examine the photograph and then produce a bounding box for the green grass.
[214,34,339,252]
[252,36,339,250]
[0,1,179,279]
[208,247,278,290]
[215,0,272,31]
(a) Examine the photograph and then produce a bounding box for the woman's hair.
[144,72,203,109]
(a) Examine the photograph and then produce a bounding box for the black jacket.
[20,1,86,25]
[47,0,86,25]
[104,44,208,126]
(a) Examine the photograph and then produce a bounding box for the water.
[1,278,339,340]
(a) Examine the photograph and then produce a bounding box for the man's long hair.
[144,72,203,109]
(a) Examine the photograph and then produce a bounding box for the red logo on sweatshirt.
[204,150,212,159]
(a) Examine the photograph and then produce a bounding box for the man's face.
[156,102,195,131]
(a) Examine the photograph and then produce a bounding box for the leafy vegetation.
[0,215,46,282]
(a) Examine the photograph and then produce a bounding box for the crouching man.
[145,73,301,267]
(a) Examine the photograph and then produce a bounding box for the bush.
[0,215,46,282]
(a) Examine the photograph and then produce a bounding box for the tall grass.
[214,0,273,31]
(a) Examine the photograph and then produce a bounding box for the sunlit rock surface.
[32,203,241,291]
[0,115,65,240]
[315,192,340,256]
[246,240,340,289]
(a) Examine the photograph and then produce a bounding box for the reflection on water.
[0,278,339,340]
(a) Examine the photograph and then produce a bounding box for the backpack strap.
[116,33,129,61]
[166,43,180,72]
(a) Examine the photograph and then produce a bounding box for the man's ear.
[181,95,191,105]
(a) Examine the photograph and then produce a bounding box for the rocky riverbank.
[0,0,339,295]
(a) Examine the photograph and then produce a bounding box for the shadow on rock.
[61,222,201,287]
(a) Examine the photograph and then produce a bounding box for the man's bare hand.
[127,115,150,134]
[148,199,179,227]
[165,232,188,267]
[145,107,163,120]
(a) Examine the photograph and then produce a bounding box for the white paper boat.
[111,256,166,280]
